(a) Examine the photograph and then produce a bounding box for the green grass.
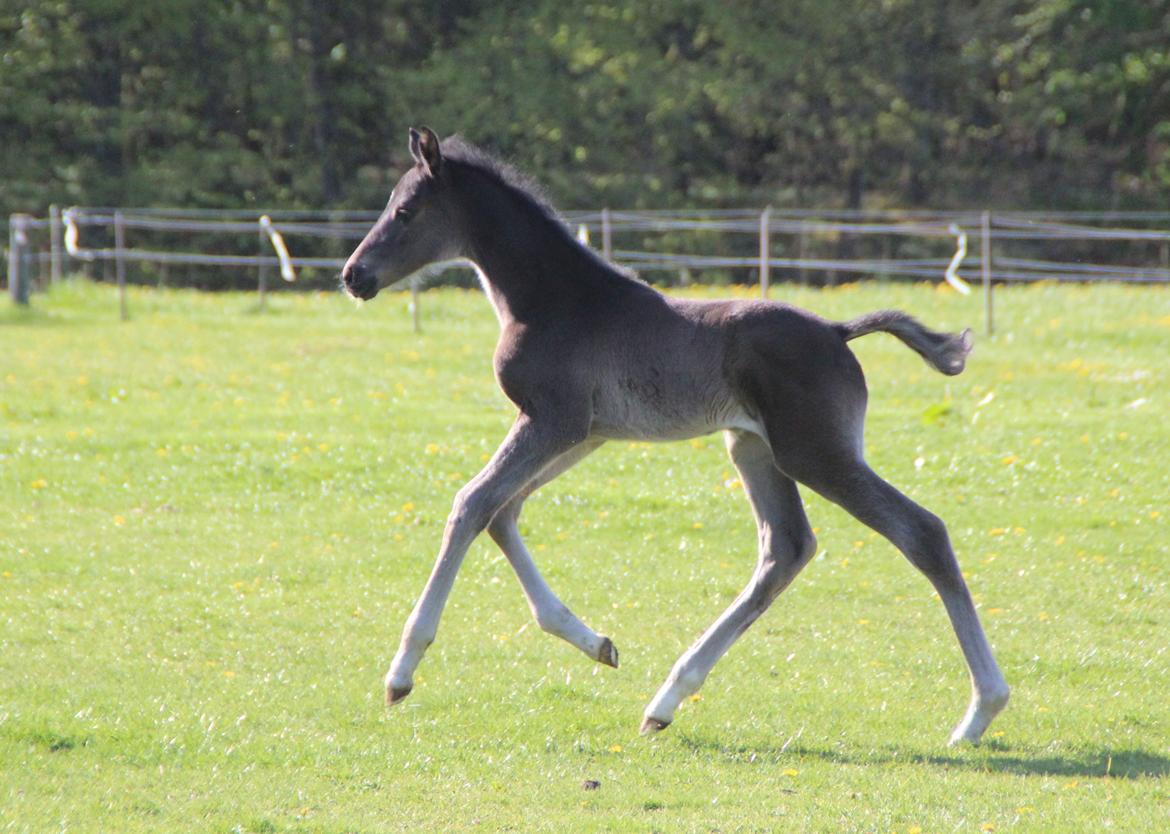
[2,279,1168,833]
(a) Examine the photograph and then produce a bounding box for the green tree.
[3,0,1168,219]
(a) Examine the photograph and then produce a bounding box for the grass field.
[2,279,1168,833]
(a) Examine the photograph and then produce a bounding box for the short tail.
[836,310,973,376]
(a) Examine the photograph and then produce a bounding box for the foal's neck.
[457,167,644,325]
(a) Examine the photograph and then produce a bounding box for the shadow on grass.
[675,735,1170,780]
[5,726,93,753]
[0,304,67,327]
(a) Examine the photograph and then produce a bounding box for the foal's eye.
[394,207,413,225]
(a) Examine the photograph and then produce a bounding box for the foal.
[342,127,1010,744]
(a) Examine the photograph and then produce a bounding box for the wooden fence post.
[409,276,421,334]
[981,210,993,336]
[257,225,269,311]
[759,206,772,297]
[115,210,128,321]
[49,205,63,284]
[601,208,612,261]
[8,215,30,305]
[797,225,809,286]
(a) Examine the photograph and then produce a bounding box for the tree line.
[3,0,1168,220]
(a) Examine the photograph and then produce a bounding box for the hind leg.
[641,430,817,733]
[737,323,1006,743]
[782,449,1009,744]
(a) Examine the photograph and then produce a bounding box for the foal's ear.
[408,126,442,176]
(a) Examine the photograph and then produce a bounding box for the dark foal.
[341,127,1009,744]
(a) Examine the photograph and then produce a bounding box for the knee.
[793,525,817,566]
[751,525,816,601]
[904,510,961,584]
[448,485,495,535]
[916,511,953,559]
[760,524,817,571]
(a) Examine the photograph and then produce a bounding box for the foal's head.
[341,127,463,300]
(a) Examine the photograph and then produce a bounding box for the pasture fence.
[7,205,1170,334]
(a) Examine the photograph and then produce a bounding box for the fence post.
[409,276,421,334]
[981,210,993,336]
[257,225,269,311]
[759,206,772,297]
[8,215,31,305]
[49,205,63,284]
[797,225,809,286]
[115,210,128,321]
[7,216,16,303]
[601,208,612,261]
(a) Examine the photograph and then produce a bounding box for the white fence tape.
[62,208,90,261]
[944,223,972,295]
[259,215,296,282]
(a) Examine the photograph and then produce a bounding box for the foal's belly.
[587,375,762,441]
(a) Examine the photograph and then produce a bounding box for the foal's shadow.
[677,735,1170,780]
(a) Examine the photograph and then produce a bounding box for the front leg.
[486,438,618,667]
[386,414,586,704]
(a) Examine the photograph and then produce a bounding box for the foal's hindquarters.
[639,302,1010,742]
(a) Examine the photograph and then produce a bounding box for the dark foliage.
[3,1,1168,216]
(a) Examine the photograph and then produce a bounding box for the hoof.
[386,685,413,706]
[640,716,671,735]
[948,686,1010,746]
[597,637,619,669]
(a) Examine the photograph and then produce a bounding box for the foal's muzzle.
[341,262,378,300]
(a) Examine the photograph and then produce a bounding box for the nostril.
[340,261,377,299]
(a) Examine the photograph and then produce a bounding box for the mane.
[440,136,562,224]
[440,135,643,283]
